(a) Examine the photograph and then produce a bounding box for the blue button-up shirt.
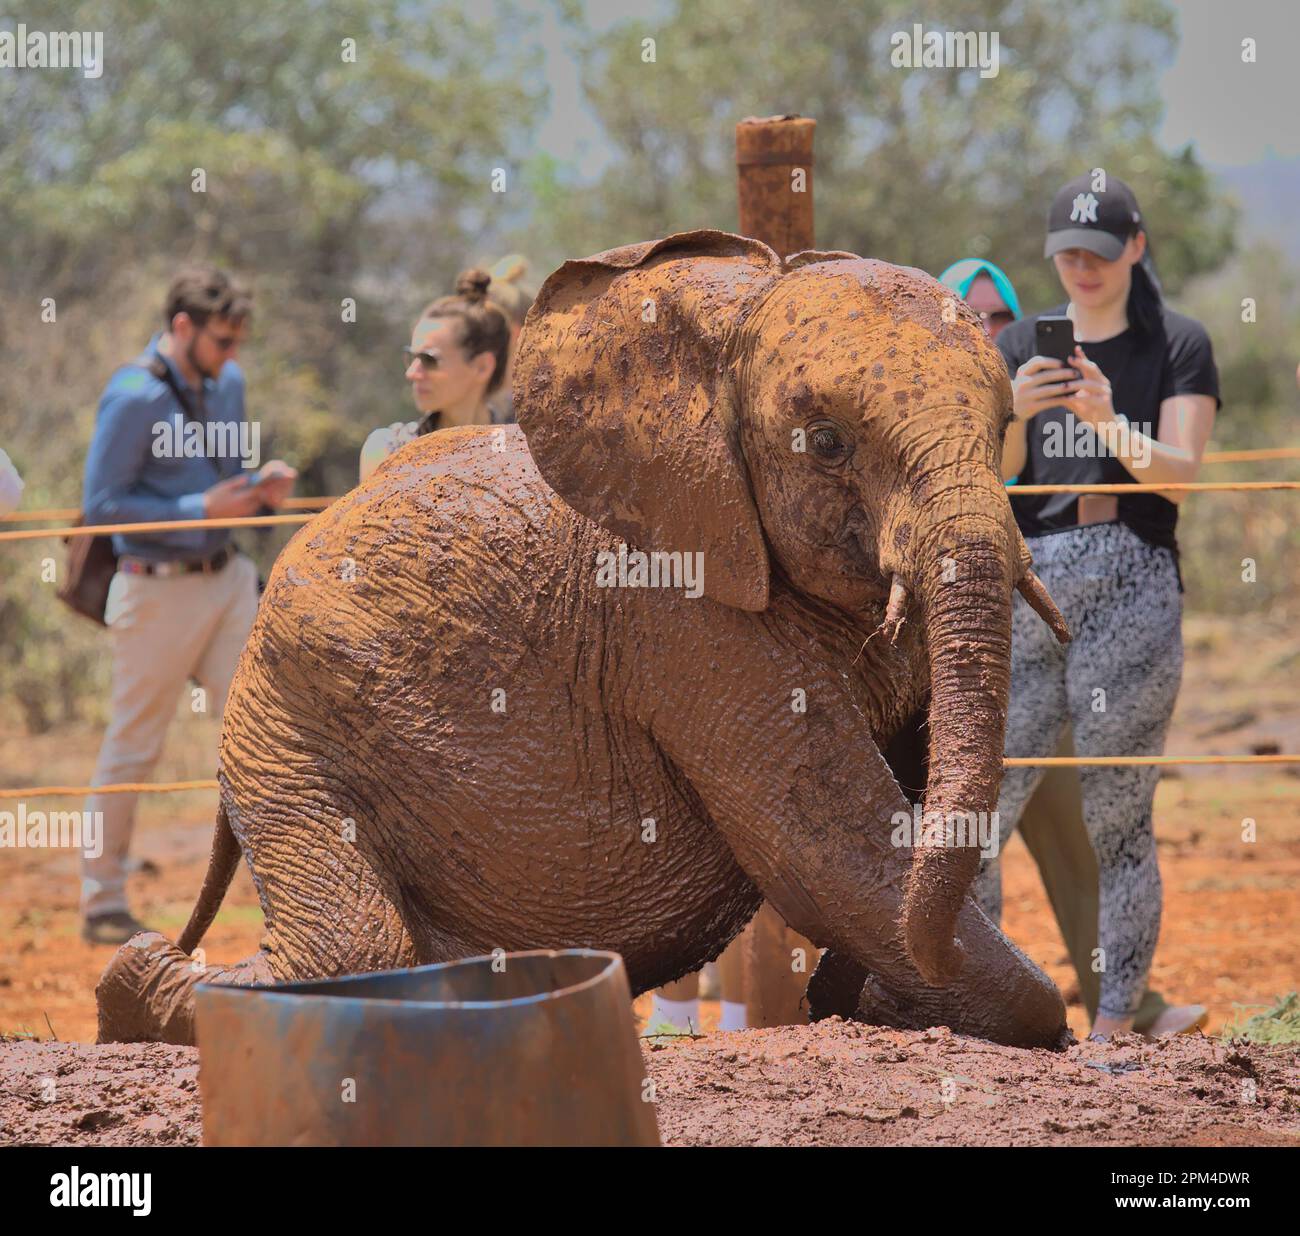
[82,337,251,561]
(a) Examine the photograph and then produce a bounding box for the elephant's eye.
[808,423,850,463]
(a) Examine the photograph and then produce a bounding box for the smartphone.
[1035,316,1078,375]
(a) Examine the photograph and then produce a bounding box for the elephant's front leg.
[648,643,1066,1049]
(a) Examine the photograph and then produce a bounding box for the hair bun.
[455,268,493,300]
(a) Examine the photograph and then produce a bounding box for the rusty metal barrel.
[194,948,660,1146]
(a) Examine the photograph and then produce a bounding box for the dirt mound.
[0,1039,201,1146]
[650,1020,1300,1146]
[3,1020,1298,1147]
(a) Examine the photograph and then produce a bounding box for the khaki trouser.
[1018,726,1170,1033]
[81,553,259,918]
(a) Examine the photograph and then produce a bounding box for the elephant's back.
[221,425,587,806]
[248,426,572,688]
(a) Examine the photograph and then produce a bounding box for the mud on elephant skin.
[97,229,1071,1050]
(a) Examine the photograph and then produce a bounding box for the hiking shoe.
[123,856,162,878]
[81,911,151,945]
[1142,1004,1209,1039]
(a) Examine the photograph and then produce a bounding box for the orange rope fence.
[3,481,1299,542]
[1202,447,1300,463]
[2,445,1296,526]
[4,754,1298,800]
[1010,481,1300,494]
[0,496,332,523]
[1004,755,1300,768]
[0,780,220,799]
[1,445,1295,798]
[0,513,316,542]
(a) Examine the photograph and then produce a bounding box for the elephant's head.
[514,229,1068,985]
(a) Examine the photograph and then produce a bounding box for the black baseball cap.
[1044,174,1143,261]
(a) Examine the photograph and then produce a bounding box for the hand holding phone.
[203,473,265,519]
[1011,316,1083,423]
[241,460,297,508]
[1034,315,1079,374]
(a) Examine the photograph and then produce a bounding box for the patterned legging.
[974,521,1184,1020]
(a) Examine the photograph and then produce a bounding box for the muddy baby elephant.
[98,229,1072,1048]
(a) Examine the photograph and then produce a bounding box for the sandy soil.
[3,1022,1296,1147]
[647,1020,1300,1147]
[0,613,1296,1145]
[0,1039,201,1146]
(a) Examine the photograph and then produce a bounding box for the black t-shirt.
[997,304,1220,553]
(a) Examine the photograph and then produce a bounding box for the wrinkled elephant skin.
[97,230,1068,1050]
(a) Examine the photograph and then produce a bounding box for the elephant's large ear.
[515,229,782,611]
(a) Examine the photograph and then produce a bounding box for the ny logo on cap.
[1070,192,1100,224]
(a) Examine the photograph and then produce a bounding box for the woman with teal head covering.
[937,258,1021,340]
[937,259,1022,480]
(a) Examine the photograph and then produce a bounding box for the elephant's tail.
[177,797,241,955]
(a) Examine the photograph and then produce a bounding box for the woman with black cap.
[981,173,1220,1039]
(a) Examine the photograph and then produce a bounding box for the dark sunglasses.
[975,309,1015,327]
[403,346,440,371]
[201,327,242,352]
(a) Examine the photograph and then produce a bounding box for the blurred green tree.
[1,0,540,300]
[0,0,541,732]
[538,0,1236,311]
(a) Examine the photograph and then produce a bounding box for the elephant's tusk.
[882,576,909,645]
[1017,570,1071,644]
[851,576,910,665]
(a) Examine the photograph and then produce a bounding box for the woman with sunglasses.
[360,269,512,483]
[937,257,1021,341]
[978,174,1220,1040]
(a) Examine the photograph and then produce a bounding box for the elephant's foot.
[853,973,928,1030]
[803,943,1069,1050]
[807,950,934,1032]
[96,931,274,1046]
[806,949,868,1021]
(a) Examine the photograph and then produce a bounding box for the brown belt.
[1075,495,1119,526]
[118,546,234,577]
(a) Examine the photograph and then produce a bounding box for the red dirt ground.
[1,614,1297,1145]
[3,1022,1296,1147]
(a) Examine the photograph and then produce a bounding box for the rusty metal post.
[734,114,822,1029]
[735,114,816,257]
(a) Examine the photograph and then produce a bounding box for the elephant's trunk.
[899,493,1014,985]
